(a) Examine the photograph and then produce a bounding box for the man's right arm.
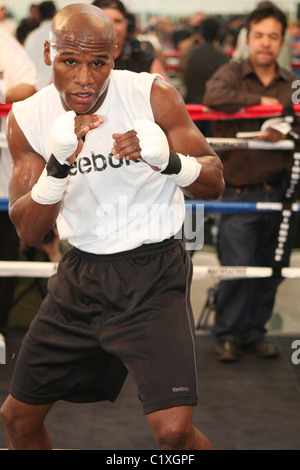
[8,111,62,246]
[8,110,104,246]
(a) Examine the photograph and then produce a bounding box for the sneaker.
[243,338,279,358]
[215,340,240,363]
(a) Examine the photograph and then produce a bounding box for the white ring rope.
[193,265,300,280]
[185,200,300,213]
[0,134,295,152]
[0,261,299,280]
[206,137,294,151]
[0,261,58,278]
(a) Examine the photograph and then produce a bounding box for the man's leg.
[0,395,53,450]
[213,211,258,342]
[146,405,212,450]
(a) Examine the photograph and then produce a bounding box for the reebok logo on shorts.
[172,386,190,393]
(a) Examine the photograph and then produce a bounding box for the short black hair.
[39,1,56,21]
[199,17,221,42]
[92,0,127,17]
[245,1,287,36]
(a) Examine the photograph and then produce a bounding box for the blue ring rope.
[1,198,299,213]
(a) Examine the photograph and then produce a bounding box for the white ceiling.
[8,0,298,22]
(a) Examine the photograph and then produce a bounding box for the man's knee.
[1,397,16,429]
[1,396,29,440]
[0,395,51,449]
[156,422,193,450]
[147,406,195,450]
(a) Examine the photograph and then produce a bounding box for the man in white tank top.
[1,4,224,450]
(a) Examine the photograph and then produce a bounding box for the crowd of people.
[1,1,299,88]
[0,0,299,450]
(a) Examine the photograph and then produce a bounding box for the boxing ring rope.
[186,103,300,120]
[0,261,300,280]
[1,103,300,280]
[1,196,300,280]
[0,261,58,278]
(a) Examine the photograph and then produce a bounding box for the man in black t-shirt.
[92,0,170,80]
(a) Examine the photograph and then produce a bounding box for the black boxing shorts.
[9,238,198,414]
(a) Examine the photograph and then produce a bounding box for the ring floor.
[0,330,299,450]
[0,248,300,450]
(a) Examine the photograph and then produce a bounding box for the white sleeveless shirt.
[12,70,185,254]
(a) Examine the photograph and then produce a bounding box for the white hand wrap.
[49,111,78,165]
[133,119,201,187]
[166,153,202,187]
[31,167,68,205]
[133,119,170,171]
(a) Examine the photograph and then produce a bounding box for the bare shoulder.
[150,77,215,157]
[7,110,46,205]
[7,110,41,161]
[150,77,190,129]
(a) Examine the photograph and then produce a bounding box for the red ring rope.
[186,103,300,120]
[1,103,300,120]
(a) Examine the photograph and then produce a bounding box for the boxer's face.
[45,27,115,114]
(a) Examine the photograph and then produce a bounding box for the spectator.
[288,19,300,61]
[92,0,170,82]
[233,2,293,70]
[181,17,229,136]
[16,20,39,45]
[29,4,41,25]
[173,17,191,49]
[16,4,40,44]
[0,3,17,36]
[177,12,205,53]
[150,16,175,48]
[25,1,57,89]
[203,2,300,362]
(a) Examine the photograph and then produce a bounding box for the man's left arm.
[151,78,224,199]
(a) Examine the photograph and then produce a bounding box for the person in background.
[0,2,17,36]
[287,19,300,62]
[177,12,205,53]
[181,17,229,137]
[232,1,293,70]
[129,12,168,73]
[92,0,170,81]
[16,4,40,44]
[25,1,57,89]
[29,4,40,23]
[203,2,300,363]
